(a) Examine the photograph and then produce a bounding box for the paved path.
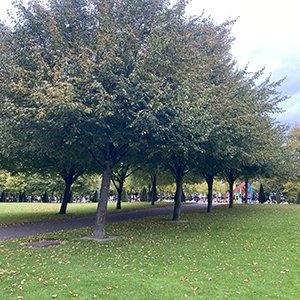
[0,203,208,241]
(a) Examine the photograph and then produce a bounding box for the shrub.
[259,184,267,203]
[297,192,300,204]
[42,190,49,203]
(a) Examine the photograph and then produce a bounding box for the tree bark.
[228,179,234,208]
[172,176,183,221]
[116,183,123,210]
[18,191,23,202]
[150,174,157,206]
[59,179,72,214]
[59,168,83,214]
[93,160,113,239]
[206,175,214,213]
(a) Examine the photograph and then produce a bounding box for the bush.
[259,184,267,203]
[42,190,49,203]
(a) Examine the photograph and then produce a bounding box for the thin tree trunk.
[59,180,72,214]
[229,180,234,208]
[116,184,123,210]
[206,176,214,213]
[18,191,22,202]
[59,168,82,214]
[93,160,113,239]
[150,174,157,206]
[172,176,183,221]
[245,178,249,204]
[148,184,151,202]
[0,192,4,202]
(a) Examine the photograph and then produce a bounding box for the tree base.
[165,219,189,223]
[81,235,122,242]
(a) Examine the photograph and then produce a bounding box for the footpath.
[0,203,208,241]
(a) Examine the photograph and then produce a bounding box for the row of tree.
[0,0,299,239]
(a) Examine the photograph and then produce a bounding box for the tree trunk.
[150,174,157,206]
[59,179,72,214]
[93,160,113,239]
[206,175,214,213]
[0,191,4,202]
[18,191,22,202]
[116,184,123,210]
[147,184,151,202]
[172,176,183,221]
[59,168,82,214]
[228,179,234,208]
[245,178,249,204]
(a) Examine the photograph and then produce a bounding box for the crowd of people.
[1,189,286,204]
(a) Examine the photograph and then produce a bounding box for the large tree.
[0,0,207,236]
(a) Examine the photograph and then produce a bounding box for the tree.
[283,126,300,202]
[259,184,267,203]
[112,163,137,209]
[0,0,288,237]
[42,190,49,203]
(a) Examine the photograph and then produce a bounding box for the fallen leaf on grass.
[69,291,78,297]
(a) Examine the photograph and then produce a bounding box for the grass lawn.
[0,204,299,299]
[0,202,171,227]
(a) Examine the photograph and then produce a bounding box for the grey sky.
[187,0,300,127]
[1,0,299,126]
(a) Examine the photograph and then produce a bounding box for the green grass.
[0,202,170,227]
[0,205,299,299]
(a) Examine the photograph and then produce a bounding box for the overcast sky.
[0,0,299,127]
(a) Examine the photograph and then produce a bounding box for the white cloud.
[187,0,300,125]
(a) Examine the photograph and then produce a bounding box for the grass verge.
[0,204,299,299]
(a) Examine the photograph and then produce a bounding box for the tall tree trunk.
[18,191,22,202]
[206,175,214,213]
[172,176,183,221]
[0,191,4,202]
[59,168,83,214]
[116,183,123,210]
[245,178,249,204]
[150,174,157,206]
[228,179,234,208]
[22,191,27,202]
[93,160,113,239]
[147,184,151,202]
[59,179,72,214]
